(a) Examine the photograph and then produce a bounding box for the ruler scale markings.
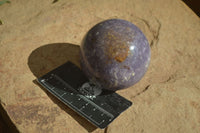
[40,76,114,127]
[53,74,115,119]
[79,95,114,118]
[37,61,132,129]
[42,78,114,125]
[60,94,104,126]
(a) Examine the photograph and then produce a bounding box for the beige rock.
[0,0,199,132]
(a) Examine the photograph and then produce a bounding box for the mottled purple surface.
[80,19,150,91]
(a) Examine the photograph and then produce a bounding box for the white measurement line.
[41,80,55,90]
[61,92,66,97]
[99,120,105,125]
[79,95,114,118]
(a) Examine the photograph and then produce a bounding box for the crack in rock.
[192,81,200,90]
[140,18,161,47]
[133,85,150,98]
[104,126,108,133]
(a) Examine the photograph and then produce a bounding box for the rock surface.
[0,0,200,133]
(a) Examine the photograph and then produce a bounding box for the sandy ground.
[0,0,200,132]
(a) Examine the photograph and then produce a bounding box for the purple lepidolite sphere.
[80,19,150,91]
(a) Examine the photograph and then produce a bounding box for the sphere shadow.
[28,43,97,132]
[28,43,81,78]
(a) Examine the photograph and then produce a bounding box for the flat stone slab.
[0,0,200,132]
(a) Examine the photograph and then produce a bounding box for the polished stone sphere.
[80,19,150,91]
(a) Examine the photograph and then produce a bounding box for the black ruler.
[37,61,132,129]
